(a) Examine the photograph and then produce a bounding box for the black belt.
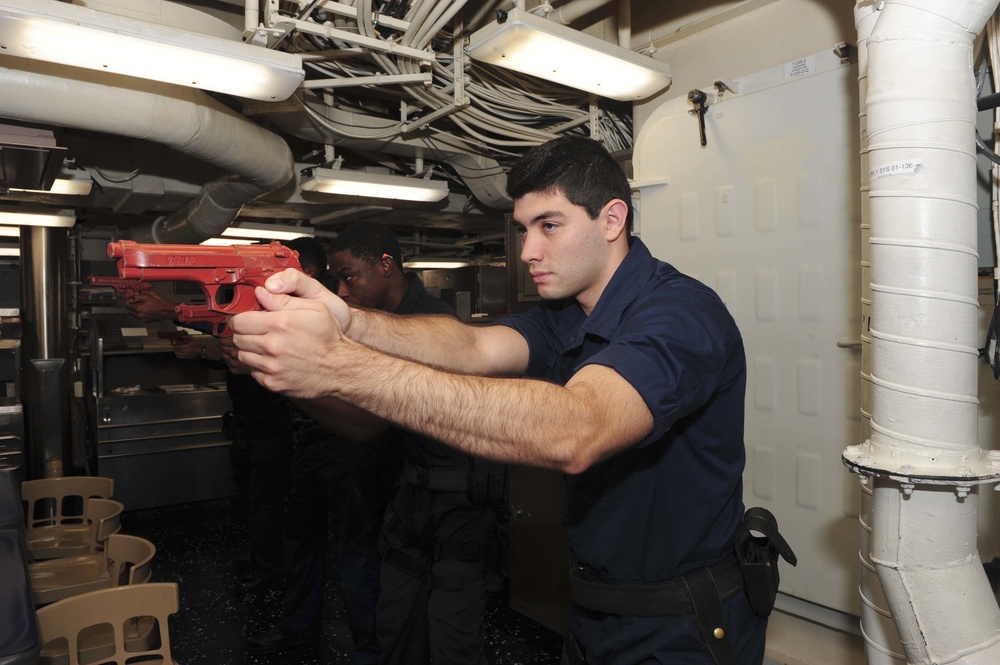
[570,555,742,665]
[569,554,742,617]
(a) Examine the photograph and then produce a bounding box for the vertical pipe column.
[854,4,906,662]
[19,226,71,479]
[844,0,1000,662]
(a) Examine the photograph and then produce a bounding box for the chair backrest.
[105,533,156,586]
[85,498,124,544]
[35,582,178,665]
[21,477,115,530]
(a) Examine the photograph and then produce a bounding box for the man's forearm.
[321,338,634,473]
[348,309,526,376]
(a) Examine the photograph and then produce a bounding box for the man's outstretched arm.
[230,274,654,473]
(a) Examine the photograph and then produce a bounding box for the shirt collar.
[580,238,656,341]
[394,272,425,315]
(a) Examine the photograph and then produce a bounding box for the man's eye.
[514,227,527,238]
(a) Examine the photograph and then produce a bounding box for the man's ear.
[604,198,629,242]
[380,254,396,277]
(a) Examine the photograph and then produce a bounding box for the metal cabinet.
[87,315,234,510]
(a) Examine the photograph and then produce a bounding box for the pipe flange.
[843,442,1000,487]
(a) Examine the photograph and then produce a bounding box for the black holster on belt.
[734,507,797,618]
[470,458,507,505]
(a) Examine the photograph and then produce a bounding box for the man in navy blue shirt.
[231,137,768,664]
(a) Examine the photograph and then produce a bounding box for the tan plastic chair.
[21,476,116,528]
[35,582,180,665]
[26,497,124,560]
[29,533,155,606]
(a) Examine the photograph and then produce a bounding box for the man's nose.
[519,232,540,264]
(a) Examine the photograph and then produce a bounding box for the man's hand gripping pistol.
[89,239,302,336]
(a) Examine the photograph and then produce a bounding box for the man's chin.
[534,283,561,300]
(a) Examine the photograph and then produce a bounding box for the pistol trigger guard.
[203,285,219,311]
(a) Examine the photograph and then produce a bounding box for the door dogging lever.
[688,88,708,147]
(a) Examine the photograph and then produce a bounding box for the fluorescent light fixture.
[220,222,315,242]
[0,226,19,237]
[301,167,450,203]
[403,258,471,270]
[9,174,93,196]
[199,223,314,245]
[0,208,75,227]
[0,247,18,257]
[468,7,671,101]
[199,238,257,246]
[0,0,304,101]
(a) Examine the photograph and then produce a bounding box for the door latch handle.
[688,89,708,147]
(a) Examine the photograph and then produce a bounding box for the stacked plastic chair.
[28,532,156,606]
[35,583,181,665]
[19,475,171,664]
[21,476,121,560]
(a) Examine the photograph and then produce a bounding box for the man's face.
[513,189,614,314]
[329,249,391,311]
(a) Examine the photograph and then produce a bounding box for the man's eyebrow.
[512,209,566,227]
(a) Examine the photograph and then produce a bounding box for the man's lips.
[530,271,551,284]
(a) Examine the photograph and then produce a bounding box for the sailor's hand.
[216,336,252,374]
[126,290,178,323]
[230,279,347,399]
[257,269,352,334]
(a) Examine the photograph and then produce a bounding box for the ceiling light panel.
[0,208,75,227]
[301,168,450,203]
[0,0,304,101]
[468,8,671,102]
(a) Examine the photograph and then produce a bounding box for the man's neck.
[382,274,410,313]
[577,242,631,316]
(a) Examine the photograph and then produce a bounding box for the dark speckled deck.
[122,498,563,664]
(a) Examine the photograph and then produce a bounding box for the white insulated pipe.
[854,3,905,663]
[617,0,630,49]
[0,57,294,244]
[863,0,1000,662]
[542,0,614,26]
[245,0,260,34]
[867,2,987,468]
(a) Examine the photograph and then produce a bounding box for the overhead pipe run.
[0,57,294,244]
[535,0,615,26]
[844,0,1000,663]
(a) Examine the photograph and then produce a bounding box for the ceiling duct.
[0,56,294,244]
[0,124,65,194]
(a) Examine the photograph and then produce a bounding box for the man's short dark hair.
[506,136,634,237]
[285,236,328,278]
[329,222,403,269]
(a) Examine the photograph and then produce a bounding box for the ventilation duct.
[0,57,294,244]
[0,123,65,193]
